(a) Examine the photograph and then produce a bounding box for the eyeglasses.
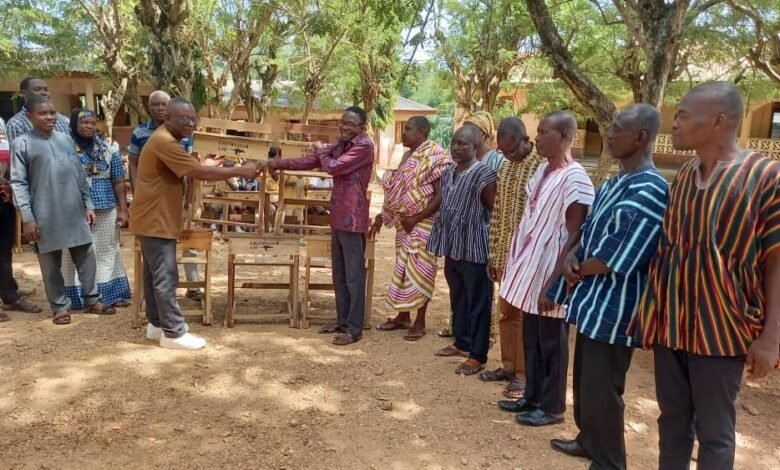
[174,116,199,125]
[339,120,362,128]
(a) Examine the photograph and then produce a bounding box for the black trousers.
[0,201,20,305]
[654,346,745,470]
[331,230,366,337]
[445,257,492,364]
[573,333,633,470]
[522,313,568,414]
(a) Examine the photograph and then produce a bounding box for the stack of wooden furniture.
[169,117,376,330]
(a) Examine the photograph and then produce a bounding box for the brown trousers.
[498,297,525,376]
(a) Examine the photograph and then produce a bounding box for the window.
[771,106,780,139]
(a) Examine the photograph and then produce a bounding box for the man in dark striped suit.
[631,82,780,469]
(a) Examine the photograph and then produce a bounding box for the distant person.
[630,82,780,469]
[130,98,261,350]
[548,104,669,468]
[0,116,42,320]
[478,117,541,400]
[5,77,70,141]
[128,90,202,302]
[429,125,497,375]
[497,111,595,427]
[261,107,374,346]
[10,95,115,325]
[371,116,450,341]
[60,108,131,310]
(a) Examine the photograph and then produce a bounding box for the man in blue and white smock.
[545,104,669,469]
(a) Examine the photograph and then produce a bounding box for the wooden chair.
[224,236,302,328]
[132,229,214,327]
[300,236,375,329]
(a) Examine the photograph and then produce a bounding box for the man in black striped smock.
[428,125,497,376]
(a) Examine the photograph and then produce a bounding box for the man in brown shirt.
[131,98,259,350]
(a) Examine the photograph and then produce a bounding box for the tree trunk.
[135,0,195,99]
[99,77,128,144]
[124,77,145,126]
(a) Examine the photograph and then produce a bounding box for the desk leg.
[225,254,235,328]
[203,249,212,325]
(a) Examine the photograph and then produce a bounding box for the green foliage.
[0,0,91,80]
[435,0,535,113]
[402,61,454,147]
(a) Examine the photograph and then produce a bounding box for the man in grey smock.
[9,97,112,323]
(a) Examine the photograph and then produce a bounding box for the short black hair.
[407,116,431,138]
[453,123,482,145]
[619,104,661,141]
[687,81,744,124]
[268,145,281,159]
[543,110,578,140]
[497,117,528,138]
[26,94,52,112]
[20,76,41,92]
[168,97,193,107]
[344,106,367,126]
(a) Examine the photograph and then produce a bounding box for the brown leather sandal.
[52,310,71,325]
[85,302,117,315]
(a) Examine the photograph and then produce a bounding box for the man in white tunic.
[10,96,114,325]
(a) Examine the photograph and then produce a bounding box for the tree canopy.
[0,0,777,146]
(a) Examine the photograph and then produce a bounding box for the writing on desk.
[217,139,249,156]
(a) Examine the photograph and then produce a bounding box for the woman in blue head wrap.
[61,108,131,309]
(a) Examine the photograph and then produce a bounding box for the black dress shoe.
[550,439,590,459]
[516,408,564,426]
[498,398,535,413]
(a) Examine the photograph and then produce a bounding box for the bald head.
[164,97,198,140]
[407,116,431,138]
[451,124,482,163]
[497,117,533,162]
[617,104,661,141]
[607,104,661,161]
[684,81,743,125]
[543,111,578,141]
[672,81,745,152]
[497,117,527,139]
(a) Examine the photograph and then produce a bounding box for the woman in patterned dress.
[61,108,131,309]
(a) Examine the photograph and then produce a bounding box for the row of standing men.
[366,82,779,470]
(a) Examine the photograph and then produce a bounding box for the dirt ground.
[1,186,779,470]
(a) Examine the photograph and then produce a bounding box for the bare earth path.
[1,187,778,469]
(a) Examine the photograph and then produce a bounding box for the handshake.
[202,155,272,179]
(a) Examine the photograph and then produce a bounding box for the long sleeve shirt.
[10,131,94,253]
[5,108,71,142]
[274,134,374,233]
